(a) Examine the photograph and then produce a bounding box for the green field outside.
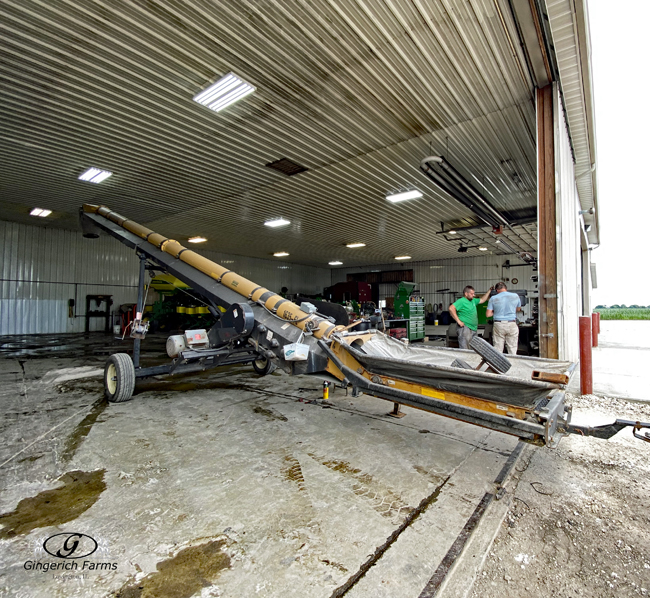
[594,308,650,320]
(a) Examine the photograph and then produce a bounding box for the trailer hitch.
[632,421,650,443]
[564,419,650,442]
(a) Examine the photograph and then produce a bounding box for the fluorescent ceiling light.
[79,167,112,183]
[448,230,457,235]
[479,246,488,251]
[394,255,411,260]
[346,243,366,248]
[329,261,343,266]
[193,72,256,112]
[386,189,422,203]
[273,252,289,257]
[30,208,52,217]
[264,217,290,228]
[188,236,207,243]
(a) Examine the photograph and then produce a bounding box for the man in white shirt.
[486,282,522,354]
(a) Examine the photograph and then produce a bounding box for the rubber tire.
[252,356,277,376]
[104,353,136,403]
[451,358,473,370]
[469,336,511,374]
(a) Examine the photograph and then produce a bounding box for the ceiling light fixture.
[188,236,207,243]
[479,246,488,251]
[448,230,457,235]
[329,261,343,266]
[420,156,510,232]
[264,217,290,228]
[79,167,112,183]
[193,72,256,112]
[386,189,422,203]
[30,207,52,217]
[346,243,366,248]
[394,255,411,260]
[273,252,289,257]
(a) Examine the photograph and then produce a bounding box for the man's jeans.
[458,325,477,350]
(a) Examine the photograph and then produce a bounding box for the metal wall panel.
[332,253,538,319]
[196,251,330,297]
[554,89,582,362]
[0,221,331,335]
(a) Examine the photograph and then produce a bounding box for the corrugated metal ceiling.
[1,0,540,267]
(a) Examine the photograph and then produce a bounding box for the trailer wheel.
[451,358,473,370]
[469,336,511,374]
[104,353,135,403]
[252,356,276,376]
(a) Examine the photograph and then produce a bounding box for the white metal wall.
[0,221,141,335]
[198,250,330,299]
[0,221,330,336]
[554,87,582,362]
[332,254,538,319]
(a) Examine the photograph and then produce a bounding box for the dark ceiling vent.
[265,158,308,176]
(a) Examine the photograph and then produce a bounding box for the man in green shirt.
[449,285,493,350]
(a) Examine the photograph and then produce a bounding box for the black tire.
[451,358,473,370]
[252,355,277,376]
[104,353,135,403]
[469,336,511,374]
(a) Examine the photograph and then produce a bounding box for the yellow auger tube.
[83,204,342,339]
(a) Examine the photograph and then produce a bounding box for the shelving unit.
[394,282,425,342]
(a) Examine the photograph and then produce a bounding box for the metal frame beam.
[537,85,559,359]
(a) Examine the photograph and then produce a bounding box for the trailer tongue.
[81,204,650,447]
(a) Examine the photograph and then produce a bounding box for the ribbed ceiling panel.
[1,0,538,267]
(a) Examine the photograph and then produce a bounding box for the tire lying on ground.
[252,356,277,376]
[469,336,512,374]
[104,353,136,403]
[450,358,473,370]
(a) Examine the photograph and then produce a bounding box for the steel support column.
[537,85,559,359]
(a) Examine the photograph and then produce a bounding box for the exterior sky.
[588,0,650,306]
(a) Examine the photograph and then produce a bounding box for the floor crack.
[17,359,27,398]
[329,476,451,598]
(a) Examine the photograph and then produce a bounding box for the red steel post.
[579,316,593,395]
[591,313,598,347]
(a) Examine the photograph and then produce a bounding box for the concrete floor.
[0,333,520,598]
[567,320,650,402]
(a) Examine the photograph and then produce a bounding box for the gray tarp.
[341,332,576,408]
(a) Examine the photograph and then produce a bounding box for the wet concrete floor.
[0,332,520,598]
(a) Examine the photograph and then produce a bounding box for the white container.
[283,332,310,361]
[113,324,121,335]
[184,329,209,349]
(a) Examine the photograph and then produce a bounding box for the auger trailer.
[81,204,650,448]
